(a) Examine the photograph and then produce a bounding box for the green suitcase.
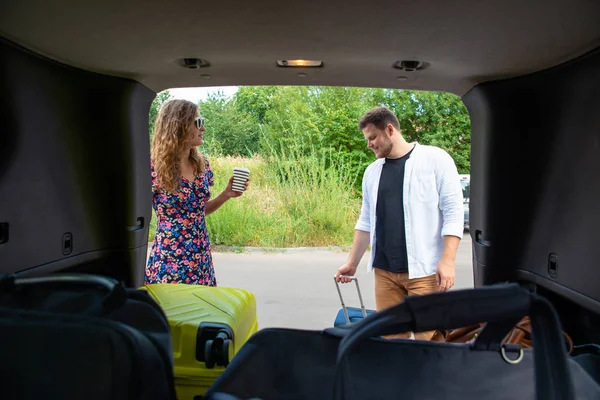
[140,284,258,399]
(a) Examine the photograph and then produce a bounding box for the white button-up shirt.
[355,143,464,279]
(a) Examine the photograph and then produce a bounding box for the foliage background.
[147,86,470,246]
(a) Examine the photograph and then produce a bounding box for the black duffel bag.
[0,273,177,400]
[206,284,600,400]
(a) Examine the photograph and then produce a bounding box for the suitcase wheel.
[204,330,232,369]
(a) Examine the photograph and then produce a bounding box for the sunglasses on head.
[195,117,205,129]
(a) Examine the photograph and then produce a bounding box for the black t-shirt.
[373,146,415,273]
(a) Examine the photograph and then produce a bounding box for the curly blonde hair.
[151,99,206,193]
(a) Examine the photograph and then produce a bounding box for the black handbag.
[0,273,177,400]
[206,284,600,400]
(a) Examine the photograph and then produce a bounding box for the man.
[335,106,464,340]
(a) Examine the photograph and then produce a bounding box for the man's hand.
[436,235,460,291]
[336,230,369,283]
[335,263,358,283]
[436,258,455,292]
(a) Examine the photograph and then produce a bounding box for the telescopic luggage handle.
[333,275,368,325]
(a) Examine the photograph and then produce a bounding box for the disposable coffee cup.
[232,167,250,192]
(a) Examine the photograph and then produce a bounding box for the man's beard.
[378,141,394,158]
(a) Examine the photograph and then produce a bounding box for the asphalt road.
[165,232,474,331]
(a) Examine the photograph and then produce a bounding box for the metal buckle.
[500,345,524,365]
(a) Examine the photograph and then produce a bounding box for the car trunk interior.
[463,47,600,344]
[1,0,600,344]
[1,39,154,287]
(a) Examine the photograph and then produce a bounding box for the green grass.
[148,150,362,248]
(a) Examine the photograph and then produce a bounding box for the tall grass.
[148,149,362,248]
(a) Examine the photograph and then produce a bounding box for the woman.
[146,99,247,286]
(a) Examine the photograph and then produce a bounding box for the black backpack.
[0,273,177,400]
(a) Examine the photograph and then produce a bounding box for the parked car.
[460,174,470,231]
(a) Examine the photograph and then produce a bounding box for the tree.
[384,90,471,173]
[166,86,472,180]
[149,90,172,142]
[199,91,260,156]
[234,86,279,125]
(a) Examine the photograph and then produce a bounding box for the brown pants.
[374,268,438,341]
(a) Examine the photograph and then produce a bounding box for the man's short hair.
[358,106,400,131]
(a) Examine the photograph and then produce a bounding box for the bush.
[147,151,361,248]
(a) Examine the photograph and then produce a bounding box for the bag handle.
[334,284,574,400]
[333,276,368,324]
[0,273,127,314]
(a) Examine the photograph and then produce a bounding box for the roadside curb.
[211,245,353,254]
[147,243,352,254]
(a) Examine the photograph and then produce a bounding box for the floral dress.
[145,160,216,286]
